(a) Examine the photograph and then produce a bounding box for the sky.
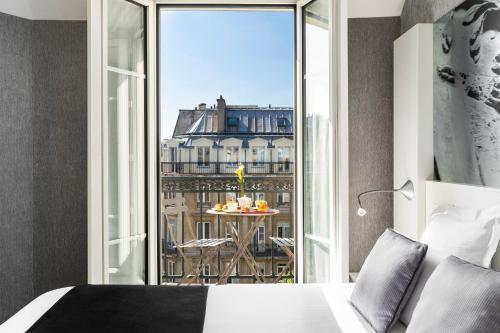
[159,9,295,140]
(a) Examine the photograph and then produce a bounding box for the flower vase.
[237,195,252,210]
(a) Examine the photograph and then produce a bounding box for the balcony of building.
[161,161,294,176]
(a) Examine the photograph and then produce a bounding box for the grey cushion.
[350,229,428,333]
[406,256,500,333]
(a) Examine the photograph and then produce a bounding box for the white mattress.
[0,284,406,333]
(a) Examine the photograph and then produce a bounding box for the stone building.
[160,96,294,284]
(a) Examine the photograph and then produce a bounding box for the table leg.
[218,216,266,284]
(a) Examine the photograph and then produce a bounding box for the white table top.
[206,209,280,217]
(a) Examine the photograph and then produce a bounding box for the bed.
[0,283,406,333]
[2,181,499,333]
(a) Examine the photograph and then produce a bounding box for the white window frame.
[87,0,157,285]
[277,192,290,207]
[197,221,211,240]
[277,222,290,238]
[197,146,210,166]
[254,192,266,201]
[251,146,266,166]
[197,191,211,207]
[89,0,348,285]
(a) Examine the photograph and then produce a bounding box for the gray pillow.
[406,256,500,333]
[350,229,428,333]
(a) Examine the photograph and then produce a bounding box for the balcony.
[161,161,293,176]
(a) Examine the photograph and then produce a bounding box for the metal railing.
[161,162,293,175]
[161,187,294,284]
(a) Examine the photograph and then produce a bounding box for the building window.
[167,261,176,282]
[277,147,291,172]
[277,192,290,207]
[197,192,211,208]
[257,117,264,132]
[197,222,211,240]
[227,117,239,127]
[197,146,210,166]
[203,265,211,283]
[225,146,239,165]
[277,118,287,127]
[254,223,265,252]
[252,146,265,166]
[277,223,290,238]
[258,262,266,275]
[166,218,177,245]
[166,192,175,200]
[254,192,265,201]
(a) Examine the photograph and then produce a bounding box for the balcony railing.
[161,161,293,175]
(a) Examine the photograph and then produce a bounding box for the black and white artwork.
[434,0,500,187]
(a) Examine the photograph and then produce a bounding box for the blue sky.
[159,9,295,139]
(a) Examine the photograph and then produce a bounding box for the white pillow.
[400,205,500,326]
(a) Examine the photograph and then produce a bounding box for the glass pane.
[107,0,146,284]
[108,0,145,74]
[303,0,332,283]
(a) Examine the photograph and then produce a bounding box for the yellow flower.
[235,164,245,181]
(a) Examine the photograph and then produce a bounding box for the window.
[227,117,239,127]
[254,223,265,252]
[258,262,266,275]
[197,147,210,166]
[166,192,175,200]
[277,147,291,172]
[166,218,177,245]
[252,146,265,166]
[257,117,264,132]
[277,118,287,127]
[197,222,211,240]
[169,147,177,162]
[225,146,239,165]
[203,265,211,283]
[197,192,211,208]
[277,192,290,207]
[167,261,176,283]
[277,223,290,238]
[254,192,265,201]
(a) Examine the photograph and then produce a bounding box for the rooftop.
[172,96,293,139]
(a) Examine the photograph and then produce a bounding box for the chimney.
[217,95,226,132]
[198,103,207,110]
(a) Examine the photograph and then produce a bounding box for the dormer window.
[227,117,239,127]
[277,118,288,127]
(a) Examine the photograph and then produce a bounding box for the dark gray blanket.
[27,285,208,333]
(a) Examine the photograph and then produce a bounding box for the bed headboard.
[426,181,500,271]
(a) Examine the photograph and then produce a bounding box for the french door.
[88,0,156,285]
[297,0,342,283]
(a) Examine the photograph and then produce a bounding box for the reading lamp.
[357,180,414,217]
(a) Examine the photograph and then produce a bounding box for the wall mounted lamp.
[357,180,415,217]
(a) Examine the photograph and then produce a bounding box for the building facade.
[160,96,294,284]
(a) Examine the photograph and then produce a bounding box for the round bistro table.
[206,209,280,284]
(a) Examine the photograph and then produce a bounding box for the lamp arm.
[357,189,399,208]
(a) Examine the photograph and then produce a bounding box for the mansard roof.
[172,97,293,138]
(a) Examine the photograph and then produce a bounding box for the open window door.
[88,0,157,285]
[297,0,341,283]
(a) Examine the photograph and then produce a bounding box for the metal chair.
[269,237,294,282]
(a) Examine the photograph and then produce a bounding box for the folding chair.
[269,237,294,282]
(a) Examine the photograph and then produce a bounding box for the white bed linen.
[0,284,406,333]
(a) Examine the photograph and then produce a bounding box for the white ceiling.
[348,0,406,18]
[0,0,405,21]
[0,0,86,21]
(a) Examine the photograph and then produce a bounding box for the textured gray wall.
[0,12,34,323]
[348,17,401,272]
[0,13,87,323]
[32,21,87,297]
[401,0,462,33]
